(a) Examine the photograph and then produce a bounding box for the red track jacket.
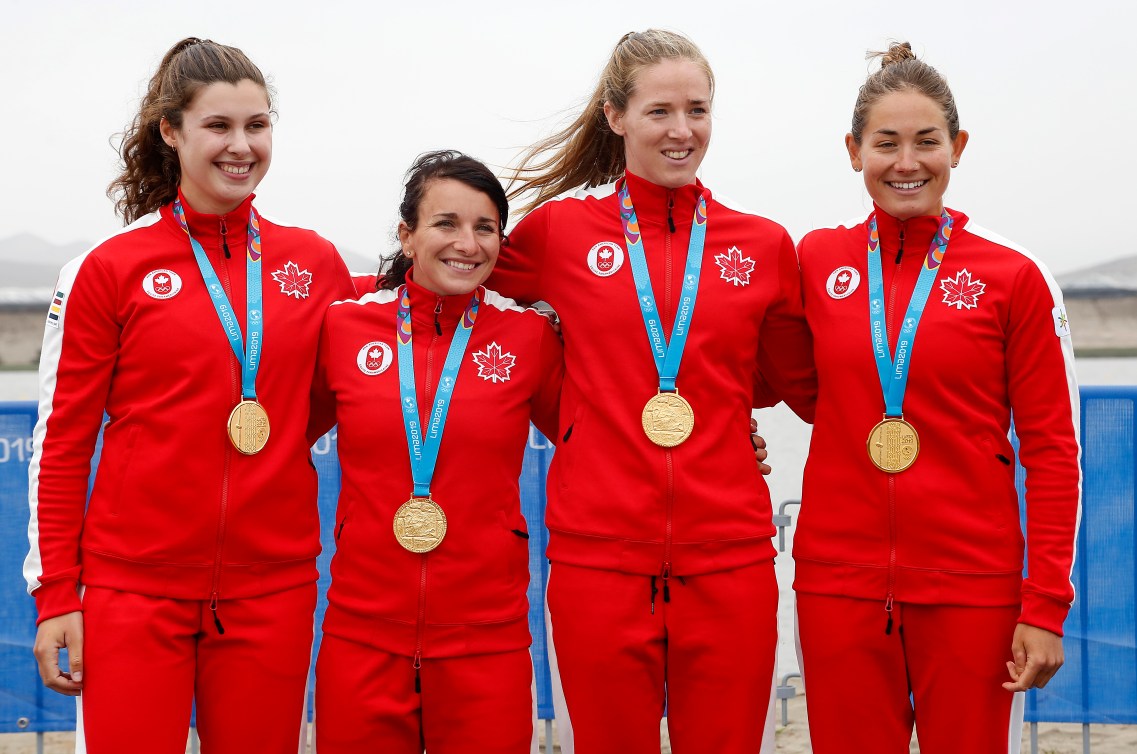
[794,207,1081,635]
[25,194,355,622]
[489,171,816,578]
[314,273,563,657]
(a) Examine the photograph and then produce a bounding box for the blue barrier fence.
[1,387,1134,733]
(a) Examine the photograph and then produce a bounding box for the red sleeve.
[306,307,338,447]
[486,205,550,305]
[1005,262,1080,635]
[351,273,380,297]
[752,368,779,409]
[306,249,357,444]
[529,317,564,442]
[755,232,817,423]
[26,254,120,622]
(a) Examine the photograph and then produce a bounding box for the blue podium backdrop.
[1,387,1135,732]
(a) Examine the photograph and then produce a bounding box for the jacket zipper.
[211,216,236,634]
[414,554,428,693]
[220,217,231,259]
[885,475,897,634]
[660,189,676,610]
[883,221,905,634]
[411,296,444,689]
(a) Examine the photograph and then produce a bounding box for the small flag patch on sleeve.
[1052,305,1070,337]
[46,290,64,328]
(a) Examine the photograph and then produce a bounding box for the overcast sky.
[2,0,1132,275]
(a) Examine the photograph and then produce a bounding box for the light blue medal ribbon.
[866,210,953,417]
[173,199,264,403]
[395,285,480,498]
[617,181,708,393]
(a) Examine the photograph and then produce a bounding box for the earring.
[853,167,862,173]
[951,161,959,168]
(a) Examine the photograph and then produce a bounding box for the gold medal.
[642,391,694,447]
[867,416,920,473]
[227,400,270,455]
[393,497,447,553]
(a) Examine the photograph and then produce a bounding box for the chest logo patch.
[939,268,986,310]
[143,269,182,300]
[714,246,754,287]
[826,266,860,299]
[588,241,624,277]
[357,341,393,376]
[472,341,516,383]
[271,261,313,299]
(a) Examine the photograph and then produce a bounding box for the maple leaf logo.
[472,342,516,383]
[155,274,169,286]
[714,246,755,287]
[271,261,313,299]
[939,268,986,310]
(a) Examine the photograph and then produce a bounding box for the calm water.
[4,359,1133,677]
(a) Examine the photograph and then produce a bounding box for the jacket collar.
[622,170,708,230]
[165,190,257,248]
[403,268,481,330]
[871,204,969,261]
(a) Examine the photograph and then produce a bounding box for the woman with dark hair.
[793,42,1080,753]
[312,150,562,753]
[490,29,815,754]
[24,37,356,753]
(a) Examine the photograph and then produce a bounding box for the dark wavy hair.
[107,37,273,223]
[380,150,510,290]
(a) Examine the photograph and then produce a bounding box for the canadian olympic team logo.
[143,269,183,300]
[826,266,860,299]
[357,341,393,376]
[587,241,624,277]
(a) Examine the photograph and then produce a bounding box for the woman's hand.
[751,418,771,475]
[1003,623,1064,691]
[33,611,84,696]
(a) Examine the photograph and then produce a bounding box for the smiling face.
[847,88,968,221]
[604,58,712,189]
[399,178,502,297]
[160,79,272,215]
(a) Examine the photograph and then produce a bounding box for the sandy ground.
[3,688,1134,754]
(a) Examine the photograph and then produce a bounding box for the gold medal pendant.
[867,416,920,473]
[642,391,694,447]
[393,497,447,553]
[227,400,270,455]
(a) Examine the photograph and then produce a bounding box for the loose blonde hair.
[507,30,714,215]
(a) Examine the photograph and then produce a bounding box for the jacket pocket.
[979,434,1019,533]
[109,424,142,517]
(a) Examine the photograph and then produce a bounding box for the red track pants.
[314,634,536,754]
[546,560,778,754]
[797,593,1022,754]
[78,583,316,754]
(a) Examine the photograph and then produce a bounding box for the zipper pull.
[667,193,676,234]
[413,651,422,694]
[661,563,671,604]
[894,226,904,265]
[210,592,226,635]
[884,594,894,635]
[219,217,231,259]
[433,298,443,336]
[650,575,658,614]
